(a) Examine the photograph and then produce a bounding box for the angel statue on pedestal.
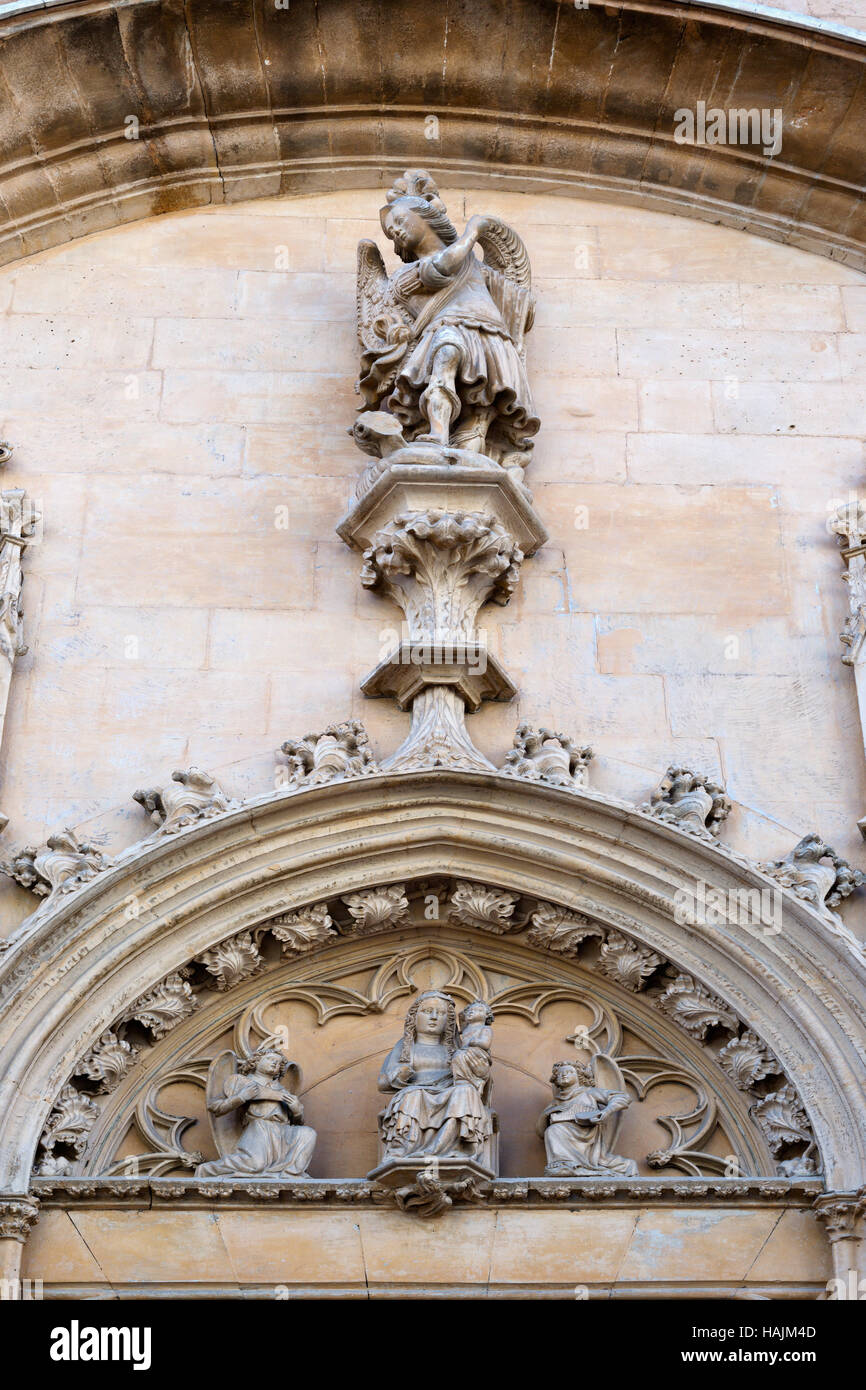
[195,1038,316,1179]
[536,1056,639,1177]
[354,169,539,480]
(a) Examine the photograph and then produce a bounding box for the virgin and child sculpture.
[374,992,497,1168]
[196,1040,317,1179]
[355,169,539,479]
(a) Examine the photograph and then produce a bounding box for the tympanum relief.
[34,880,820,1202]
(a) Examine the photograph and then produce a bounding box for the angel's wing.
[592,1053,629,1150]
[206,1049,243,1157]
[356,240,408,352]
[477,216,536,350]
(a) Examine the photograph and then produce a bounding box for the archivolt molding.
[0,771,865,1196]
[1,0,866,267]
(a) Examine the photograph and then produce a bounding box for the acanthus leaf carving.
[760,834,863,922]
[0,828,110,902]
[280,720,378,789]
[640,766,731,841]
[500,723,593,789]
[196,930,264,992]
[751,1083,813,1155]
[74,1029,139,1093]
[342,883,410,935]
[527,902,604,956]
[655,973,739,1040]
[450,880,518,933]
[37,1084,99,1169]
[718,1030,781,1090]
[598,931,662,991]
[133,766,234,836]
[123,969,197,1039]
[269,902,337,956]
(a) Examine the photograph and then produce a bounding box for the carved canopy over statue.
[376,991,496,1162]
[355,170,539,473]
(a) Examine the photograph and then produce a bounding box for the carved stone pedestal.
[338,452,547,770]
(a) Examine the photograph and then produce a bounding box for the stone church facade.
[0,0,865,1299]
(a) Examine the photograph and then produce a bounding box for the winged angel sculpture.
[195,1038,316,1179]
[536,1055,639,1177]
[354,170,539,480]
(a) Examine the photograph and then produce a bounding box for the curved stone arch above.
[0,0,865,266]
[0,773,864,1193]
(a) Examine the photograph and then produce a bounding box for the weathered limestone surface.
[20,1201,831,1297]
[1,188,864,936]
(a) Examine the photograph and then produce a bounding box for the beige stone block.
[216,1210,366,1286]
[620,329,840,382]
[666,674,828,742]
[638,380,714,432]
[535,483,786,615]
[510,222,600,279]
[841,286,866,331]
[35,604,210,670]
[82,473,349,544]
[489,1209,637,1284]
[209,609,374,674]
[324,218,388,273]
[8,264,242,319]
[533,278,741,329]
[243,426,359,477]
[50,212,326,272]
[529,326,618,377]
[530,430,627,484]
[742,283,844,331]
[626,432,865,487]
[67,1210,235,1285]
[0,368,162,417]
[600,223,863,283]
[358,1209,497,1284]
[160,369,355,426]
[463,189,661,226]
[596,615,797,677]
[237,270,355,321]
[530,376,638,432]
[618,1209,779,1283]
[838,333,866,379]
[153,316,355,375]
[22,1209,108,1285]
[0,415,245,477]
[77,533,314,609]
[712,381,866,435]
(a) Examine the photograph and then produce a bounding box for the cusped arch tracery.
[1,772,865,1195]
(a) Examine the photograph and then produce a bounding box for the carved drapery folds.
[339,170,548,774]
[31,877,820,1188]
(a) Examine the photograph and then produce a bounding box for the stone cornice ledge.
[27,1175,824,1210]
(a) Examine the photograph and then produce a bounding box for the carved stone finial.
[133,767,233,836]
[0,828,110,902]
[760,834,863,922]
[500,723,593,789]
[269,902,337,956]
[280,720,378,790]
[641,766,730,840]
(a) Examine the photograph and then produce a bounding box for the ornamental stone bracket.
[814,1187,866,1284]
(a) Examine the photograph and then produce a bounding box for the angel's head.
[381,196,458,262]
[551,1060,591,1091]
[238,1044,290,1079]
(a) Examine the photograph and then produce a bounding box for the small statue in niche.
[377,991,495,1161]
[536,1057,639,1178]
[195,1039,316,1179]
[355,169,539,473]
